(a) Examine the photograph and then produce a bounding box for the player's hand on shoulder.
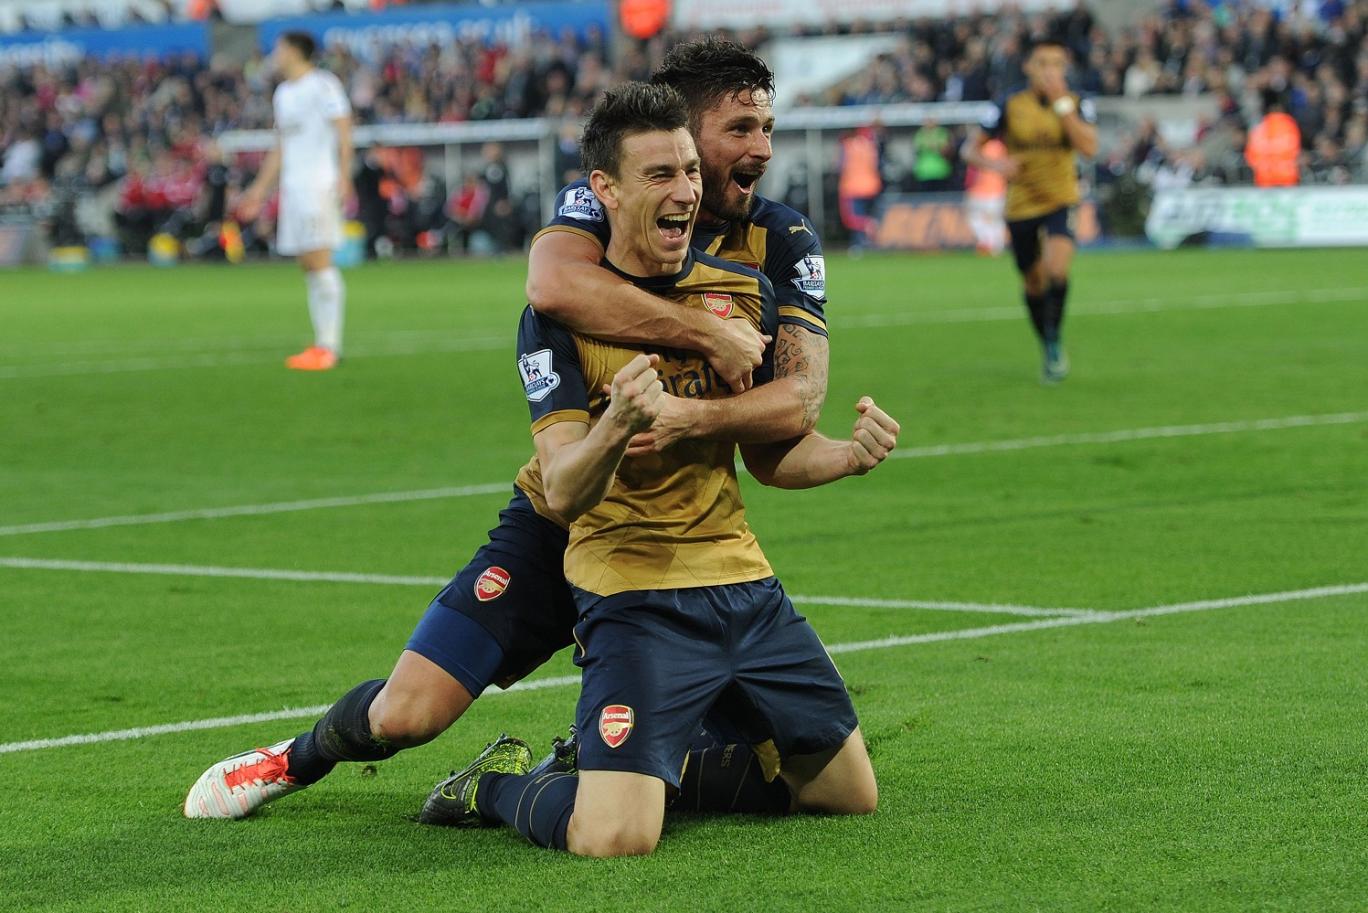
[707,318,770,393]
[999,156,1023,180]
[605,354,664,435]
[847,396,901,476]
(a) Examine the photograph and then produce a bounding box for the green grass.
[2,248,1367,912]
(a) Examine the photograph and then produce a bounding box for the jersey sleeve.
[319,74,350,119]
[980,101,1006,138]
[532,179,612,249]
[753,272,780,387]
[516,305,590,435]
[765,217,828,338]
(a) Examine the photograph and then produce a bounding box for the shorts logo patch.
[599,704,634,749]
[518,349,560,403]
[474,566,510,602]
[557,186,604,223]
[703,292,733,319]
[791,254,826,299]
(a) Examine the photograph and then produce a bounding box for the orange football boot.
[285,346,338,371]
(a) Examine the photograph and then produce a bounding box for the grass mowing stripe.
[889,410,1368,459]
[5,284,1363,378]
[4,580,1363,757]
[0,335,509,380]
[0,556,1081,617]
[4,409,1364,539]
[841,284,1368,328]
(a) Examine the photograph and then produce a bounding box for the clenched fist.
[604,354,665,436]
[847,396,901,475]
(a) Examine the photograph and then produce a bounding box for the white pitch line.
[824,582,1368,653]
[0,483,511,537]
[788,594,1093,618]
[4,581,1365,756]
[5,408,1362,539]
[0,556,1083,618]
[0,674,583,756]
[840,285,1368,329]
[889,410,1368,460]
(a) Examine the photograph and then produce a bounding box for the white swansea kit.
[273,69,350,255]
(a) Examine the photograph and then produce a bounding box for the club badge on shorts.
[703,292,733,319]
[599,704,634,748]
[473,566,510,602]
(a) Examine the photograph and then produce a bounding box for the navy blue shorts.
[405,487,577,697]
[571,577,858,788]
[1007,206,1075,274]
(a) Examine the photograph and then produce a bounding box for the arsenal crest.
[703,292,733,319]
[599,704,634,748]
[473,566,510,602]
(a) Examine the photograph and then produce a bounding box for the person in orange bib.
[965,137,1009,255]
[1245,94,1302,188]
[838,125,883,247]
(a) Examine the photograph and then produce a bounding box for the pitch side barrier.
[217,101,997,234]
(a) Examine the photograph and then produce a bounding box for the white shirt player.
[272,69,350,192]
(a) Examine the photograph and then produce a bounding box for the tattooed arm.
[625,322,829,453]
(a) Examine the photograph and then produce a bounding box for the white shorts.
[966,195,1006,221]
[277,184,341,256]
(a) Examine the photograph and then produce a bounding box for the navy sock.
[284,730,335,786]
[1045,280,1069,344]
[1023,292,1049,343]
[676,744,792,815]
[286,679,396,786]
[477,771,577,850]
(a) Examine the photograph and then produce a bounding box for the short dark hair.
[280,30,316,61]
[1027,35,1070,57]
[650,37,775,127]
[580,82,689,177]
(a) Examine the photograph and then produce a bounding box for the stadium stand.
[2,0,1366,257]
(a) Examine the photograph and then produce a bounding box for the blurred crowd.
[2,0,1367,257]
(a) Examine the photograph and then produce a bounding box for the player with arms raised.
[238,30,353,372]
[965,37,1097,383]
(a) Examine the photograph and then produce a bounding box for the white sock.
[305,266,345,355]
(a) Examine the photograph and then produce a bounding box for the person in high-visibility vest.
[1245,95,1302,188]
[965,137,1008,256]
[838,125,883,247]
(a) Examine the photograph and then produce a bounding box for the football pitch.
[2,247,1366,911]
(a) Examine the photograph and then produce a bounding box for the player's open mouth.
[656,212,691,243]
[731,169,763,195]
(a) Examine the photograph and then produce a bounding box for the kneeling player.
[431,84,885,857]
[182,93,896,822]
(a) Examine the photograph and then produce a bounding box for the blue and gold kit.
[517,247,856,788]
[516,249,778,597]
[539,178,827,338]
[981,90,1098,222]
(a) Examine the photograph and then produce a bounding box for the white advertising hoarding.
[1146,187,1368,249]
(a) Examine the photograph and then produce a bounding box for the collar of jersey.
[600,247,696,290]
